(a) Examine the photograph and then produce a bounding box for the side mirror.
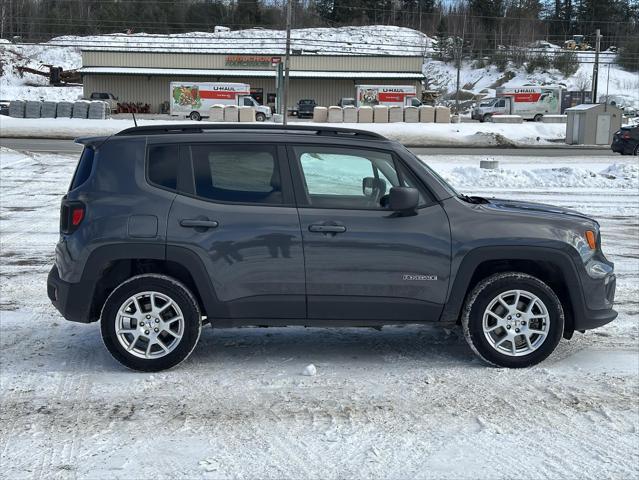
[389,187,419,212]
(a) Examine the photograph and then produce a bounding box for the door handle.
[180,219,219,229]
[309,224,346,234]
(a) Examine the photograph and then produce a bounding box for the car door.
[288,144,451,322]
[165,142,306,319]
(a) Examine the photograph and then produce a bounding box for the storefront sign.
[225,55,282,67]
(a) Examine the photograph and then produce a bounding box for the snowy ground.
[0,148,638,479]
[0,116,569,147]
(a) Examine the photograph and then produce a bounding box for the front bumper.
[47,265,94,323]
[572,268,617,331]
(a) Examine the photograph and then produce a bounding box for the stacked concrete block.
[491,115,523,124]
[88,101,108,119]
[327,106,343,123]
[238,106,255,122]
[388,106,402,123]
[272,113,284,123]
[419,105,435,123]
[313,106,328,122]
[72,101,90,119]
[435,106,451,123]
[25,101,42,118]
[373,105,389,123]
[41,101,57,118]
[223,105,239,122]
[207,105,224,122]
[358,106,373,123]
[403,106,419,123]
[342,106,357,123]
[56,101,73,118]
[542,115,567,123]
[9,100,25,118]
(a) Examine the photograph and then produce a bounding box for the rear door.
[288,144,451,322]
[164,142,306,320]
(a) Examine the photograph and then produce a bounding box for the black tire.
[189,111,201,121]
[482,114,492,123]
[534,114,543,122]
[255,112,266,122]
[100,274,202,372]
[461,272,564,368]
[634,144,638,156]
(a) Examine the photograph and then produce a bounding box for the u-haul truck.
[169,82,272,121]
[472,85,563,122]
[356,85,422,108]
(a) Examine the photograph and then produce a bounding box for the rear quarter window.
[148,145,179,190]
[69,147,95,190]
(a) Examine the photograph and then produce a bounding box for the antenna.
[132,112,138,127]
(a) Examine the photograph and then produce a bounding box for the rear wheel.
[462,272,564,368]
[189,111,201,121]
[634,144,638,156]
[101,274,202,372]
[533,114,543,122]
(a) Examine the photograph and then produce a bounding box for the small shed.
[565,103,623,145]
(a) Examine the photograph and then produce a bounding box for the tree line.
[2,0,638,70]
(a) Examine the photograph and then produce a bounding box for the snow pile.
[433,162,639,190]
[0,115,567,146]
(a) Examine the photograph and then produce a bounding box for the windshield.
[299,100,314,105]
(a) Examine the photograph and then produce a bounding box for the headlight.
[570,229,597,262]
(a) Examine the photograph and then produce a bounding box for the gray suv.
[47,125,617,371]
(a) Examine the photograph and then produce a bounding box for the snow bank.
[0,116,567,147]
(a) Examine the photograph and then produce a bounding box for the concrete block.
[313,106,328,122]
[435,106,450,123]
[373,105,389,123]
[25,101,42,118]
[542,115,567,123]
[491,115,523,124]
[238,106,255,122]
[403,106,419,123]
[208,105,224,122]
[272,113,284,123]
[223,105,239,122]
[358,106,373,123]
[480,159,500,169]
[55,102,73,118]
[451,114,461,123]
[9,100,25,118]
[327,106,343,123]
[388,106,402,123]
[72,101,90,119]
[41,101,57,118]
[342,106,357,123]
[419,105,434,123]
[88,101,108,119]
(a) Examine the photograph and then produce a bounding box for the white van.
[355,85,422,108]
[169,82,272,121]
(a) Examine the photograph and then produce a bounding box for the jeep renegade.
[47,125,617,371]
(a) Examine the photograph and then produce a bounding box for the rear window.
[69,147,95,190]
[148,145,179,190]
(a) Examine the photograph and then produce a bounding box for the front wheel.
[534,114,543,122]
[482,114,492,123]
[189,111,201,121]
[101,274,202,371]
[634,144,639,156]
[255,112,266,122]
[462,272,564,368]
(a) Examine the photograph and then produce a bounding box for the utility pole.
[455,15,466,115]
[282,0,292,126]
[591,29,601,103]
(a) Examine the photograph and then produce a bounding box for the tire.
[461,272,564,368]
[634,144,639,156]
[255,112,266,122]
[482,114,492,123]
[534,114,543,122]
[189,111,201,121]
[100,274,202,372]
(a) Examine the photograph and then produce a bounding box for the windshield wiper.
[458,194,490,204]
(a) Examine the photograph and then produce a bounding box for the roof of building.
[78,66,424,79]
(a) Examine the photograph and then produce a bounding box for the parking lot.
[1,146,637,479]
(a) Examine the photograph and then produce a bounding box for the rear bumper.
[47,265,94,323]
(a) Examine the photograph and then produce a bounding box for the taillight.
[60,200,85,234]
[622,131,630,139]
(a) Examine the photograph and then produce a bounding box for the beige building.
[79,50,424,114]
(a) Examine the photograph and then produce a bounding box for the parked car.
[611,126,639,155]
[338,97,356,108]
[0,100,9,116]
[89,92,118,112]
[295,99,317,118]
[48,124,617,371]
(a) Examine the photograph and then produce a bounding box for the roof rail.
[114,123,387,140]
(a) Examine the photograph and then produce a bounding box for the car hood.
[481,197,596,224]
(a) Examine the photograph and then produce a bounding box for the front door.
[289,145,451,321]
[166,143,305,319]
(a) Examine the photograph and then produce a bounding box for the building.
[565,103,623,145]
[79,50,425,114]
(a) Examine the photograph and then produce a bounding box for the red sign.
[200,90,250,100]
